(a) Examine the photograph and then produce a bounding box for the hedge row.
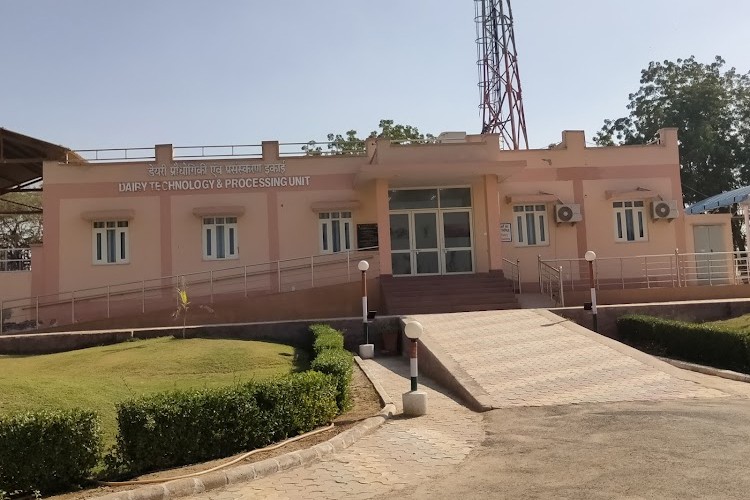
[1,326,356,490]
[0,410,101,495]
[310,323,345,355]
[309,324,354,412]
[108,371,338,475]
[617,314,750,372]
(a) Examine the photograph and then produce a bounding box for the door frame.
[439,208,475,274]
[389,208,475,276]
[390,209,442,276]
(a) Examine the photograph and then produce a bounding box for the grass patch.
[704,314,750,334]
[0,337,307,446]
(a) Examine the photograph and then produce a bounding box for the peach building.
[0,128,737,330]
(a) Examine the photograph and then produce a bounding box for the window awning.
[310,200,360,213]
[81,209,135,221]
[192,206,246,217]
[504,192,559,205]
[605,187,658,201]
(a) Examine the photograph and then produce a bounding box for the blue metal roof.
[685,185,750,214]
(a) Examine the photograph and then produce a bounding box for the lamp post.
[357,260,374,359]
[402,320,427,416]
[585,250,598,332]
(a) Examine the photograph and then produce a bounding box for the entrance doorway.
[692,224,729,284]
[389,207,474,276]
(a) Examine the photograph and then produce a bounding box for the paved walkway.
[181,309,737,500]
[407,309,728,407]
[186,357,484,500]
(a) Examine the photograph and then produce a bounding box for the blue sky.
[1,1,749,150]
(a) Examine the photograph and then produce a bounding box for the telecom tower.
[475,0,529,149]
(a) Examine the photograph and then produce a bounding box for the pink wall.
[169,193,269,275]
[58,196,162,292]
[26,127,712,302]
[0,272,32,302]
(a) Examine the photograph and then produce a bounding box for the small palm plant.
[173,277,190,339]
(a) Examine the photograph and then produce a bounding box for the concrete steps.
[381,273,520,315]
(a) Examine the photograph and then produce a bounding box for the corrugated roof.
[685,185,750,214]
[0,128,78,194]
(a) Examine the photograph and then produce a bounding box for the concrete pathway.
[407,309,728,408]
[186,357,484,500]
[181,308,743,500]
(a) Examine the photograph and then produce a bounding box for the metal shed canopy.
[685,185,750,214]
[0,128,79,195]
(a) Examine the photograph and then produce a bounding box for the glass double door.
[390,210,473,276]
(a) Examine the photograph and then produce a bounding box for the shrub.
[310,323,345,355]
[109,371,338,475]
[309,324,354,412]
[311,348,354,412]
[617,314,750,372]
[0,410,102,495]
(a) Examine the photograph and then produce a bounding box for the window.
[203,217,238,260]
[513,205,548,246]
[93,221,129,264]
[319,211,353,253]
[613,201,647,242]
[388,187,471,210]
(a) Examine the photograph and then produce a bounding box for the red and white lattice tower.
[475,0,529,149]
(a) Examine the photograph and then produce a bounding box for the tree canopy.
[595,56,750,248]
[0,192,41,270]
[0,192,42,249]
[302,119,434,155]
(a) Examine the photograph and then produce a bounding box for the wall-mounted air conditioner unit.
[555,204,582,223]
[652,200,679,220]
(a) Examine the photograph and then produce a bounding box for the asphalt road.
[387,397,750,500]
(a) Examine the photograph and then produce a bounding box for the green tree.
[595,56,750,249]
[0,192,42,270]
[303,119,434,156]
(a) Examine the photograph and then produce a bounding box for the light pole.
[585,250,598,332]
[402,320,427,416]
[357,260,374,359]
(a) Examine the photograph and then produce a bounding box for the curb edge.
[93,360,395,500]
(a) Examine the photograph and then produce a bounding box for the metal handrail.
[71,140,368,162]
[538,258,564,307]
[540,250,750,291]
[501,257,521,293]
[0,247,380,334]
[72,147,155,161]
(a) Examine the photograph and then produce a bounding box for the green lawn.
[705,314,750,333]
[0,337,306,445]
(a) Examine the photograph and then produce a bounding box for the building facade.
[0,128,735,329]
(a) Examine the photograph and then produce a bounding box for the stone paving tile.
[183,357,484,500]
[408,309,728,408]
[182,309,731,500]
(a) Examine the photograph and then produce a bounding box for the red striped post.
[402,320,427,416]
[358,260,370,344]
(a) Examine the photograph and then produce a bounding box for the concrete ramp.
[406,309,728,410]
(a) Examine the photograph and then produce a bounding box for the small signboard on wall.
[500,223,512,242]
[357,224,379,250]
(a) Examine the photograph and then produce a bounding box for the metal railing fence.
[0,248,379,334]
[540,250,750,292]
[71,140,368,163]
[538,258,564,307]
[502,257,521,293]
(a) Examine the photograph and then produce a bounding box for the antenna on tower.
[475,0,529,149]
